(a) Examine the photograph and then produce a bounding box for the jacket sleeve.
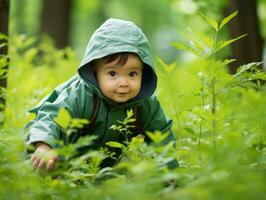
[26,79,92,148]
[142,96,175,144]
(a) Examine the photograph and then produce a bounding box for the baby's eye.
[108,71,117,77]
[129,71,137,77]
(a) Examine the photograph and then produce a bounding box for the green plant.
[170,11,266,151]
[109,109,136,144]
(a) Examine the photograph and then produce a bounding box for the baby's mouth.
[116,92,129,96]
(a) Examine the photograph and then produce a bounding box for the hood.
[78,18,157,102]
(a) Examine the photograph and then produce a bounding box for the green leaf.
[156,57,168,68]
[156,57,177,74]
[131,135,145,144]
[250,72,266,80]
[192,30,214,48]
[234,62,262,77]
[172,40,202,57]
[110,124,121,131]
[126,109,134,119]
[219,10,238,30]
[75,135,97,147]
[222,59,236,66]
[54,108,72,129]
[215,34,247,52]
[146,131,170,143]
[0,63,8,76]
[171,42,190,51]
[0,57,8,68]
[199,12,219,31]
[70,118,89,129]
[106,141,126,149]
[0,33,7,40]
[172,42,199,56]
[186,29,214,56]
[0,43,7,49]
[125,118,136,123]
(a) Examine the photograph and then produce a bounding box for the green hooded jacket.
[26,18,174,157]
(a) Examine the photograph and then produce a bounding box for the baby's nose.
[118,77,128,87]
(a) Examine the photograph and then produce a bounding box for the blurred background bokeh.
[7,0,266,72]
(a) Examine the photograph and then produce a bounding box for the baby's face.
[94,54,143,104]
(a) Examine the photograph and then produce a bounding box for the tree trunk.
[40,0,72,48]
[225,0,264,74]
[0,0,9,110]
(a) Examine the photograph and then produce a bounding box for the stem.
[168,79,181,139]
[198,118,203,149]
[211,79,217,147]
[258,122,263,153]
[198,77,205,150]
[124,131,128,144]
[229,78,254,88]
[211,31,218,148]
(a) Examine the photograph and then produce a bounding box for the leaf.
[193,30,214,48]
[0,43,7,49]
[185,28,213,55]
[0,33,7,40]
[199,12,219,31]
[222,59,236,66]
[96,167,114,179]
[249,72,266,80]
[245,132,259,146]
[131,135,145,144]
[167,63,177,74]
[75,135,97,148]
[156,57,168,68]
[234,62,262,77]
[184,127,196,135]
[219,10,238,30]
[70,118,89,129]
[156,57,177,74]
[110,124,121,131]
[146,131,170,143]
[25,112,36,123]
[0,68,7,77]
[0,57,8,68]
[24,48,38,62]
[126,109,134,119]
[54,108,72,129]
[172,41,200,56]
[125,118,136,123]
[215,34,247,52]
[24,37,37,48]
[106,141,126,149]
[171,42,190,51]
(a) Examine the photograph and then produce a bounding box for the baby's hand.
[30,142,58,171]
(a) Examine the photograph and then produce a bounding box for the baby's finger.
[46,159,55,171]
[30,154,38,163]
[37,159,46,170]
[32,157,41,169]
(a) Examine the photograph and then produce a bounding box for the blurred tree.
[0,0,9,110]
[97,0,108,23]
[9,0,42,37]
[40,0,72,48]
[226,0,264,74]
[11,0,25,34]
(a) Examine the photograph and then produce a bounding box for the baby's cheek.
[136,80,142,90]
